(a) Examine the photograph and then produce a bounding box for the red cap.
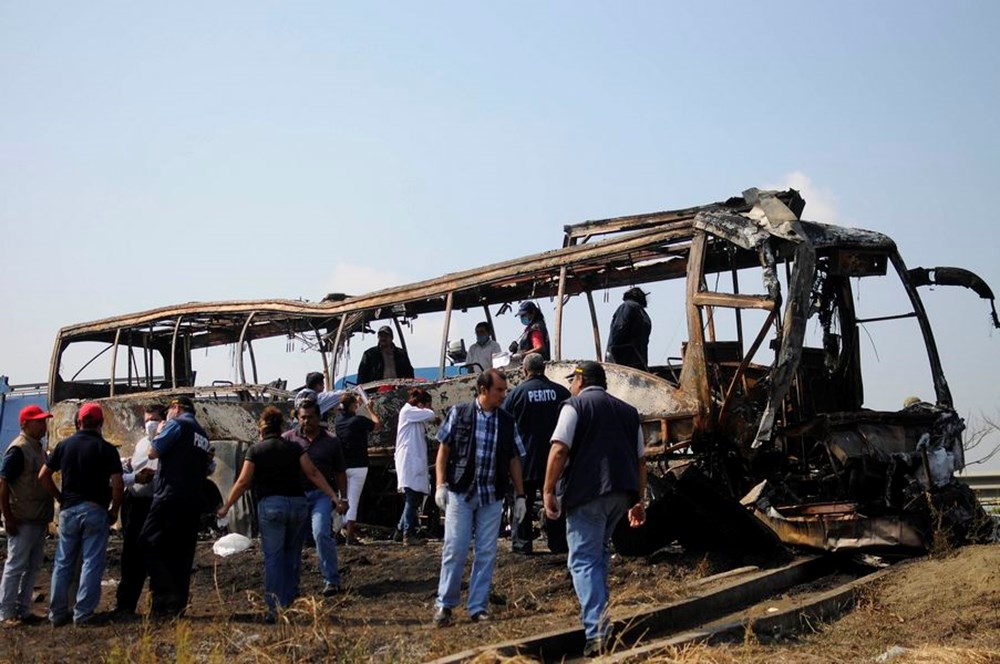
[77,402,104,424]
[19,404,52,426]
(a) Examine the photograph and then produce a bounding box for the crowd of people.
[0,297,652,656]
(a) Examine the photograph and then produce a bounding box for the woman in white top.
[394,387,439,544]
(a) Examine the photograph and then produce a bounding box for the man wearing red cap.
[39,402,123,626]
[0,405,53,626]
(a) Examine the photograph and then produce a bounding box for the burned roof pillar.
[753,241,816,448]
[681,231,713,431]
[553,266,567,361]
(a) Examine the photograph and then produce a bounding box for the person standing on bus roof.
[509,302,550,361]
[466,321,502,374]
[357,326,415,384]
[605,287,652,371]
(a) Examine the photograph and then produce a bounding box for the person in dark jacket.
[501,353,570,554]
[543,362,647,657]
[140,396,214,617]
[509,302,550,361]
[357,325,415,384]
[218,406,340,621]
[605,287,652,371]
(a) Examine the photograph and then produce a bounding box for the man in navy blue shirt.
[501,353,570,554]
[39,403,123,626]
[141,396,214,617]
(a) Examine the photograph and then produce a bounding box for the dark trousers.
[139,498,200,616]
[115,493,153,612]
[513,480,539,552]
[512,480,567,553]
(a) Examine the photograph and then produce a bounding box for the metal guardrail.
[958,471,1000,504]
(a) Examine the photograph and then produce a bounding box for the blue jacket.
[151,412,213,505]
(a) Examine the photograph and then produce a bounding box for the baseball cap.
[19,404,52,426]
[168,396,195,411]
[77,402,104,424]
[294,388,318,411]
[516,301,538,316]
[565,361,607,386]
[377,325,393,337]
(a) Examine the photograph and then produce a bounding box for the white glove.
[512,496,527,524]
[435,485,449,512]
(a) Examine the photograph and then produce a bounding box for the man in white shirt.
[114,404,165,615]
[465,322,502,374]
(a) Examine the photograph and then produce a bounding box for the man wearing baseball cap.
[141,395,214,617]
[543,361,647,657]
[356,325,415,385]
[40,403,124,626]
[0,405,54,626]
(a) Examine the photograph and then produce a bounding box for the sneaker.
[403,534,426,546]
[511,546,533,556]
[433,607,452,628]
[19,614,45,626]
[322,583,342,597]
[469,611,490,623]
[583,637,606,658]
[392,528,404,543]
[1,617,21,628]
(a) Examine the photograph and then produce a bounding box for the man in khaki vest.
[0,405,54,626]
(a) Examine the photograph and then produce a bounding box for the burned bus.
[47,188,996,550]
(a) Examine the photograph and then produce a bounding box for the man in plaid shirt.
[432,369,526,627]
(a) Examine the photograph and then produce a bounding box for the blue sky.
[2,2,998,465]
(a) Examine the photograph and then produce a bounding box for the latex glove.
[512,496,527,524]
[508,341,519,353]
[435,484,449,512]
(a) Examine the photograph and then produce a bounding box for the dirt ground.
[0,532,997,663]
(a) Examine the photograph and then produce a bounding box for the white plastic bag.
[213,533,253,557]
[492,351,511,369]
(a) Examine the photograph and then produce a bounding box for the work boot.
[433,607,452,628]
[403,533,426,546]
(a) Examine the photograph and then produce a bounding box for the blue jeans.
[257,495,308,615]
[0,521,47,620]
[49,502,110,624]
[565,492,629,641]
[397,488,424,535]
[306,489,340,586]
[436,491,503,616]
